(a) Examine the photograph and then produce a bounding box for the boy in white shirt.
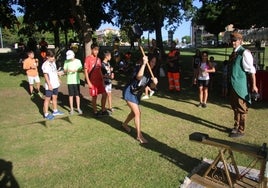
[42,50,64,120]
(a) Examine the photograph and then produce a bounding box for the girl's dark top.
[193,55,201,69]
[122,64,151,104]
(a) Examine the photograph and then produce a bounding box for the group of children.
[23,43,114,120]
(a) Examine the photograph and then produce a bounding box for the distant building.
[96,28,120,46]
[191,23,216,47]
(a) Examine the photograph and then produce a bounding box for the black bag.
[130,76,149,95]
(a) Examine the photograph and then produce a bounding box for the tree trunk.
[53,26,60,48]
[69,0,93,58]
[154,19,164,56]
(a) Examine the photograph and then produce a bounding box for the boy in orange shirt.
[23,50,42,98]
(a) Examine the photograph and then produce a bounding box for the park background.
[1,0,268,187]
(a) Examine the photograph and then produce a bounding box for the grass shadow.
[141,100,231,133]
[91,111,201,178]
[0,159,20,188]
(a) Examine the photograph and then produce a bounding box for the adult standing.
[122,55,158,144]
[84,43,108,117]
[167,41,181,92]
[228,32,258,138]
[197,51,215,108]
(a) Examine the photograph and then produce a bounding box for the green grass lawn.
[0,48,267,187]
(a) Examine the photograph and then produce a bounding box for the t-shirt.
[167,48,180,72]
[193,56,201,69]
[84,55,103,85]
[23,57,39,77]
[101,61,112,85]
[42,60,60,90]
[198,62,210,80]
[64,58,82,84]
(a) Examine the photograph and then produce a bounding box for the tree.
[193,1,227,44]
[16,0,114,56]
[194,0,268,42]
[182,35,191,44]
[111,0,194,54]
[0,0,18,28]
[223,0,268,29]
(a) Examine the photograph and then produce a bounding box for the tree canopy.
[112,0,194,53]
[195,0,268,34]
[0,0,18,28]
[2,0,268,51]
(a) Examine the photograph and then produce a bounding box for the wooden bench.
[189,132,268,188]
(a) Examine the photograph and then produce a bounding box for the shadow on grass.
[141,100,230,133]
[20,80,45,116]
[0,159,20,188]
[30,115,74,127]
[29,90,93,127]
[93,112,201,179]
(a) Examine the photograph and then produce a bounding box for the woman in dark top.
[122,55,158,144]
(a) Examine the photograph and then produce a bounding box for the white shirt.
[198,62,210,80]
[234,45,256,74]
[42,60,60,90]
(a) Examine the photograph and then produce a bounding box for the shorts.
[27,75,40,85]
[122,85,141,104]
[45,88,59,98]
[89,83,106,97]
[68,84,80,96]
[198,79,210,87]
[105,84,112,93]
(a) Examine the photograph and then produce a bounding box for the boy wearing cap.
[84,43,108,117]
[42,50,64,120]
[228,32,258,138]
[64,50,83,115]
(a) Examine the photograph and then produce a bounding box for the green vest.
[230,46,251,104]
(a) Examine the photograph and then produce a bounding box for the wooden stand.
[189,132,268,188]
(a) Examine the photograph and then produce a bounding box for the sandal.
[136,137,148,144]
[122,124,131,133]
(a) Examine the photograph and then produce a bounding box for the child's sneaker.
[149,91,155,97]
[107,108,114,113]
[101,110,110,116]
[141,95,149,100]
[77,109,83,115]
[69,110,74,115]
[44,113,54,120]
[53,110,64,116]
[37,92,43,98]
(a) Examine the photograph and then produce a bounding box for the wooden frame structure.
[189,132,268,188]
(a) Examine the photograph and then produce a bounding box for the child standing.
[209,56,217,90]
[101,50,114,112]
[23,50,42,99]
[84,43,108,117]
[42,50,64,120]
[64,50,83,115]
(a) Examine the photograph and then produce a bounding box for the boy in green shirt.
[64,50,83,115]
